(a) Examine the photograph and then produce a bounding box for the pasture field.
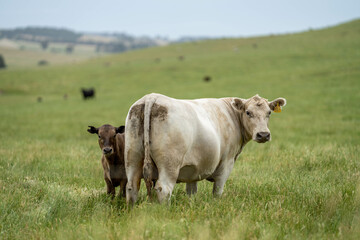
[0,19,360,239]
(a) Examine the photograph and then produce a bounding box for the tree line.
[0,27,167,53]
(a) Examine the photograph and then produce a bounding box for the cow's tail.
[143,94,157,198]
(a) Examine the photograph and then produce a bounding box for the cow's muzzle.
[103,147,113,155]
[255,132,271,143]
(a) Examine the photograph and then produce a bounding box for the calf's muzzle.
[103,147,113,154]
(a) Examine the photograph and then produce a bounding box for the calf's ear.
[268,98,287,111]
[87,126,98,134]
[116,125,125,134]
[232,98,245,111]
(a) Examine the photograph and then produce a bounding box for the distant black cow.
[203,76,211,82]
[81,88,95,100]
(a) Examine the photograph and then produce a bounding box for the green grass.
[0,19,360,239]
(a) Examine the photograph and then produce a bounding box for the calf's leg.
[119,179,127,198]
[105,178,115,198]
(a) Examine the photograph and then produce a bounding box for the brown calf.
[88,124,127,198]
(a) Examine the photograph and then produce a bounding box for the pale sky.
[0,0,359,39]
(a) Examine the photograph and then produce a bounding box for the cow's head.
[87,124,125,156]
[232,95,286,143]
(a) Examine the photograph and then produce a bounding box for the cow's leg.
[105,178,115,198]
[212,160,234,197]
[145,180,153,200]
[125,154,143,206]
[125,102,145,206]
[154,166,179,203]
[186,182,198,196]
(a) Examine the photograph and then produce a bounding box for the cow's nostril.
[263,132,270,139]
[256,133,262,139]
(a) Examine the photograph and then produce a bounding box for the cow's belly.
[177,160,219,182]
[177,133,221,182]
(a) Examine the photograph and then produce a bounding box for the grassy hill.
[0,19,359,239]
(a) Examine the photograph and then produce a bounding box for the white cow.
[125,93,286,204]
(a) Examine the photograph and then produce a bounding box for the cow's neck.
[114,138,125,164]
[237,110,251,152]
[105,140,124,166]
[222,98,251,151]
[104,153,121,166]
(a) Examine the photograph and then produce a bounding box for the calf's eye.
[246,111,251,117]
[113,135,116,138]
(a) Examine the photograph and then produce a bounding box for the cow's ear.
[232,98,245,111]
[87,126,98,134]
[268,98,287,111]
[116,125,125,134]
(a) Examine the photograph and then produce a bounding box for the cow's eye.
[268,111,271,116]
[98,135,101,139]
[113,135,116,138]
[246,111,252,117]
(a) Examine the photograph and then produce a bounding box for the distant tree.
[0,55,6,69]
[65,44,74,54]
[0,27,81,43]
[40,40,49,50]
[38,60,48,66]
[95,44,101,53]
[112,42,127,52]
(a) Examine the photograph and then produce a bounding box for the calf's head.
[87,124,125,156]
[232,95,286,143]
